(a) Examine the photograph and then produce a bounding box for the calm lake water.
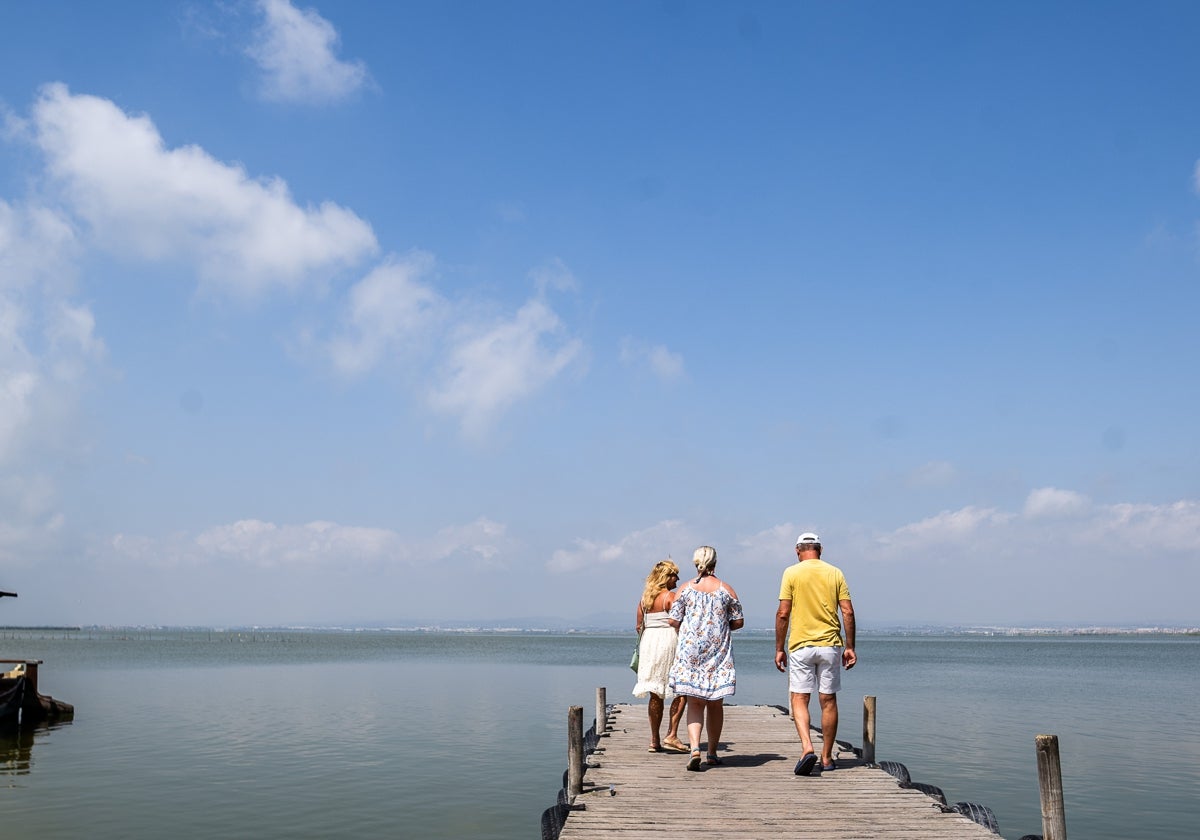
[2,630,1197,839]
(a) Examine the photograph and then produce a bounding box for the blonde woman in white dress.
[632,559,687,752]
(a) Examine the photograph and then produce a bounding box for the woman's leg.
[664,695,686,748]
[684,696,705,770]
[706,699,724,756]
[686,696,706,751]
[647,693,664,748]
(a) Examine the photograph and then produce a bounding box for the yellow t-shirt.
[778,558,851,650]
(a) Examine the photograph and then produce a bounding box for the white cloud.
[549,519,692,573]
[0,197,101,460]
[1087,500,1200,552]
[852,490,1200,624]
[108,516,510,572]
[882,505,1015,549]
[249,0,369,104]
[619,336,685,380]
[1024,486,1091,519]
[18,85,584,444]
[733,522,803,566]
[320,255,586,437]
[0,286,39,463]
[71,516,516,625]
[706,489,1200,625]
[47,301,102,380]
[327,251,444,376]
[646,345,684,379]
[0,191,102,567]
[194,519,403,568]
[425,518,512,569]
[530,258,578,295]
[0,472,65,565]
[874,489,1200,559]
[430,297,583,439]
[29,83,377,299]
[0,200,78,294]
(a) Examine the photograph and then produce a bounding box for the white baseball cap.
[795,532,821,546]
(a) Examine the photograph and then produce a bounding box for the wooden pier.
[550,702,1003,840]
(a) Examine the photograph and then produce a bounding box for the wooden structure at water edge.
[0,660,74,728]
[542,690,1069,840]
[0,590,75,728]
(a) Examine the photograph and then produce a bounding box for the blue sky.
[1,1,1198,628]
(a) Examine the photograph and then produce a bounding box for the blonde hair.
[640,559,679,611]
[693,545,717,575]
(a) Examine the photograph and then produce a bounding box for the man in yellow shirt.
[774,532,856,776]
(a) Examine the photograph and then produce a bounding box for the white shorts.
[788,646,842,695]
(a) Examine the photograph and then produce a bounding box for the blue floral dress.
[667,583,744,700]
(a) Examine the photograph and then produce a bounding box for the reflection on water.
[0,726,36,777]
[0,631,1195,839]
[0,719,72,778]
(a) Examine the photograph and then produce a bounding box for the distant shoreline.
[3,624,1198,636]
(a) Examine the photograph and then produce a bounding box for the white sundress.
[632,611,678,699]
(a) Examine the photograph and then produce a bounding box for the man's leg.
[818,692,839,765]
[789,691,815,757]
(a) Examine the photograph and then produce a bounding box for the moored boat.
[0,590,75,728]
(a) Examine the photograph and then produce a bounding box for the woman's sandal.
[705,753,722,766]
[648,744,663,753]
[662,736,687,753]
[686,750,702,771]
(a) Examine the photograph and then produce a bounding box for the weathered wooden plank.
[556,704,998,840]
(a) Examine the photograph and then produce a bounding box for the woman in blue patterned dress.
[667,545,744,771]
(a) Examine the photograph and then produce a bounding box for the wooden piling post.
[568,706,584,802]
[596,687,607,733]
[1035,734,1067,840]
[863,695,877,765]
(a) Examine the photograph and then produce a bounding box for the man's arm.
[839,599,856,669]
[774,599,791,672]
